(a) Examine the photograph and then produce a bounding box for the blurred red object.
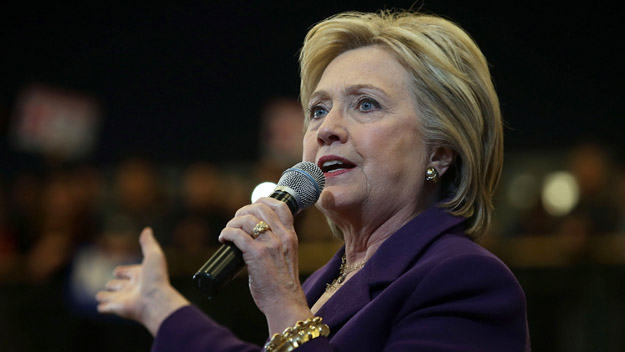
[9,84,100,160]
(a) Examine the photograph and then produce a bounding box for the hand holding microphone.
[193,161,325,299]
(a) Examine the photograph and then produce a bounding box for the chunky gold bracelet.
[264,316,330,352]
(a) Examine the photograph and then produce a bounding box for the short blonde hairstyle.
[299,11,503,239]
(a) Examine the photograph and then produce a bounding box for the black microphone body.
[193,162,325,299]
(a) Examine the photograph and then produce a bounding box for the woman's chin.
[317,189,360,217]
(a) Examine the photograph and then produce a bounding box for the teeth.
[322,160,344,168]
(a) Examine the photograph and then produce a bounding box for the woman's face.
[303,46,430,223]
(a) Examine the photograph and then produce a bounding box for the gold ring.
[252,220,270,239]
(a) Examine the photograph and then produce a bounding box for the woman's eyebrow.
[308,90,329,105]
[310,84,389,104]
[345,84,389,97]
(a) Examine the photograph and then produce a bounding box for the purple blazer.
[153,206,530,351]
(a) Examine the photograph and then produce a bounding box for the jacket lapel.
[369,206,465,287]
[303,206,466,333]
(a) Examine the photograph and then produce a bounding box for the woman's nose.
[316,110,347,146]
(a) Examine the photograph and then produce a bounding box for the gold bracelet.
[264,316,330,352]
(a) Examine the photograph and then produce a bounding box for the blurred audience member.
[26,170,82,282]
[616,166,625,234]
[255,97,305,182]
[507,199,557,237]
[8,171,44,254]
[104,157,169,242]
[65,158,164,314]
[68,165,104,242]
[254,97,333,243]
[170,162,230,253]
[0,179,19,277]
[551,143,620,263]
[563,143,619,235]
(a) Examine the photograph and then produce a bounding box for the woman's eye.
[357,98,380,112]
[310,106,328,119]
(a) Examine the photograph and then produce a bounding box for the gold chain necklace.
[325,254,366,293]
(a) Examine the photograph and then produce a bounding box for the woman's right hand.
[218,197,313,336]
[95,227,189,336]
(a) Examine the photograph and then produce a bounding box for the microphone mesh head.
[277,161,325,209]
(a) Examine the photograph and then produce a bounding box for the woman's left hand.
[218,197,313,335]
[95,228,189,336]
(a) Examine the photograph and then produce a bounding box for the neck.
[328,203,422,266]
[320,185,441,266]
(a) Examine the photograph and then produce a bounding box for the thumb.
[139,227,165,264]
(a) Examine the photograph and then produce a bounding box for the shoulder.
[382,234,530,350]
[407,232,526,308]
[421,232,509,272]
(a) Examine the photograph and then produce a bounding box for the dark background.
[1,1,623,167]
[1,2,625,351]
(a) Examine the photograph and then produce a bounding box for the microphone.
[193,161,325,299]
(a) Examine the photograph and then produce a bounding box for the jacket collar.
[304,205,466,332]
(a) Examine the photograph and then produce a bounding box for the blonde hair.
[299,11,503,239]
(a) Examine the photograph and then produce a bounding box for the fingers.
[234,199,292,227]
[95,291,120,314]
[224,214,261,236]
[97,276,132,307]
[219,226,256,253]
[96,290,113,303]
[251,199,298,253]
[96,276,135,317]
[110,228,161,282]
[105,279,128,291]
[221,210,270,246]
[249,197,294,226]
[114,265,141,280]
[96,298,123,315]
[97,302,112,314]
[229,200,297,241]
[232,201,294,237]
[220,217,277,251]
[221,211,296,259]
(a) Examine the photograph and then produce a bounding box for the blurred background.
[0,1,623,351]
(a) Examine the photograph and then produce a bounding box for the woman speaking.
[96,10,530,352]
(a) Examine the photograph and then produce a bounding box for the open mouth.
[318,156,356,173]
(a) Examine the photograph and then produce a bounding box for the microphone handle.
[192,189,297,299]
[193,242,244,299]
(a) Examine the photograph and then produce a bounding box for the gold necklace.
[325,254,366,293]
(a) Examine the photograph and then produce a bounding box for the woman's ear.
[428,146,456,177]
